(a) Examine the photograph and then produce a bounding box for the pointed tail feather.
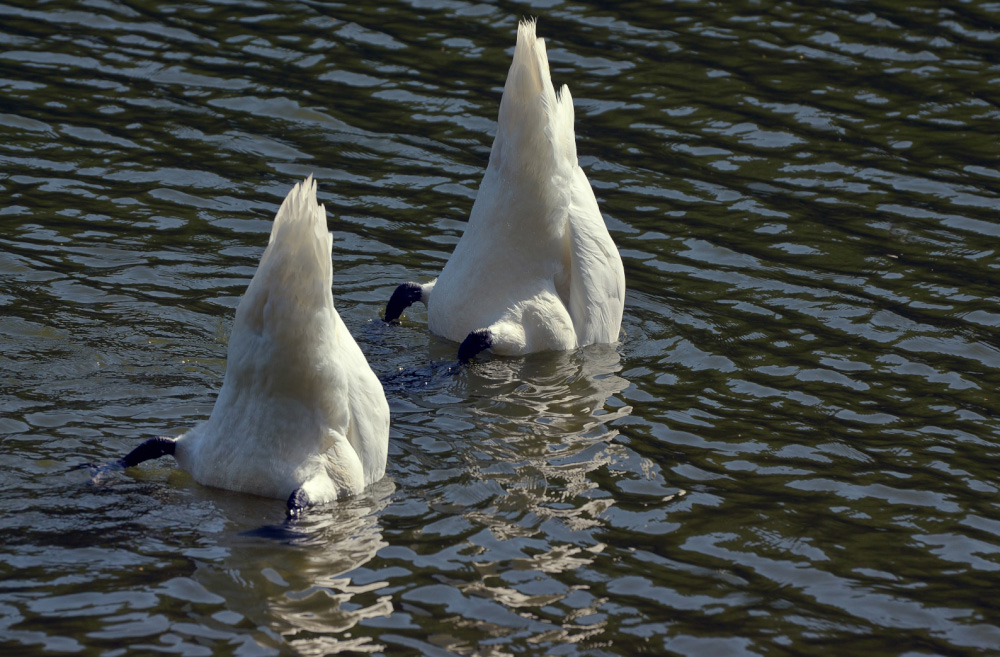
[237,176,335,337]
[493,19,577,180]
[265,174,332,281]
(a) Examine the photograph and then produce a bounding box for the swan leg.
[78,435,177,484]
[384,282,423,322]
[458,328,493,362]
[120,436,176,468]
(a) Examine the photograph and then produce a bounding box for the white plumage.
[167,176,389,507]
[385,19,625,359]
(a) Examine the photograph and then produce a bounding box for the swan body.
[114,177,389,512]
[384,20,625,359]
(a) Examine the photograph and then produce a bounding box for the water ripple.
[2,0,1000,655]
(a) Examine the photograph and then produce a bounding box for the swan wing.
[566,164,625,345]
[342,313,390,487]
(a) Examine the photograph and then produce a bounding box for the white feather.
[424,19,625,355]
[174,176,389,504]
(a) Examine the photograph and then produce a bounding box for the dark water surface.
[2,1,1000,655]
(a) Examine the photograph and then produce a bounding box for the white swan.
[385,19,625,360]
[108,176,389,514]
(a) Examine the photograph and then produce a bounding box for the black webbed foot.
[73,460,124,485]
[238,488,312,543]
[458,328,493,363]
[286,487,310,518]
[384,282,422,323]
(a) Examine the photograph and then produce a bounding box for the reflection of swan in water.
[461,346,635,516]
[380,343,630,448]
[187,479,395,654]
[378,348,683,644]
[462,344,631,439]
[388,344,638,516]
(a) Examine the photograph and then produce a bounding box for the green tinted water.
[2,1,999,655]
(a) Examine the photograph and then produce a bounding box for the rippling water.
[2,1,1000,655]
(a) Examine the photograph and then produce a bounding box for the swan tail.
[265,174,333,289]
[492,19,576,191]
[502,21,624,344]
[236,175,334,338]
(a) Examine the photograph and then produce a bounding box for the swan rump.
[108,177,390,513]
[385,19,625,359]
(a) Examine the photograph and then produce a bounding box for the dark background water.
[2,1,999,655]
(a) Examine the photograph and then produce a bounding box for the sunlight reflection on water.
[1,0,999,655]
